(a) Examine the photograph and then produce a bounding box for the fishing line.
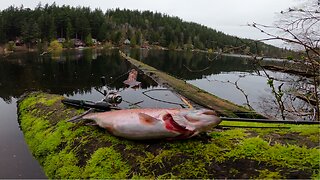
[141,89,264,114]
[122,99,143,108]
[107,70,131,86]
[142,88,187,107]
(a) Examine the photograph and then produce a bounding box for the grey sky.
[0,0,302,46]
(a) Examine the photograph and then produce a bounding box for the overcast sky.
[0,0,303,47]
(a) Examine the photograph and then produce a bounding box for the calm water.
[0,49,184,178]
[131,49,314,120]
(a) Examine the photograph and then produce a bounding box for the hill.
[0,3,289,57]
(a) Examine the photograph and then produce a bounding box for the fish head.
[172,109,221,132]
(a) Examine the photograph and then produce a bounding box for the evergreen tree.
[0,16,7,43]
[21,19,40,47]
[66,18,73,40]
[0,3,287,57]
[48,17,57,41]
[85,33,93,46]
[97,21,108,41]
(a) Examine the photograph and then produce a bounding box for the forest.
[0,3,289,57]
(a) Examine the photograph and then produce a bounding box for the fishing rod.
[220,117,320,125]
[217,125,291,129]
[63,76,122,111]
[141,89,320,125]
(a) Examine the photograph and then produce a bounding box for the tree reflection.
[0,49,155,101]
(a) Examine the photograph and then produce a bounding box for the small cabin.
[57,38,66,43]
[71,39,85,47]
[124,39,131,45]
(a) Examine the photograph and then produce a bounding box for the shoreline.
[1,45,317,80]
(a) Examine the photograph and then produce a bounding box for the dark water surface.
[0,49,183,178]
[130,49,314,120]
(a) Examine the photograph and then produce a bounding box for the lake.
[0,49,184,178]
[0,48,314,178]
[129,49,314,120]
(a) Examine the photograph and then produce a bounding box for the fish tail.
[67,109,94,123]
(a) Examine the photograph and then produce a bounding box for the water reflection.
[132,49,315,121]
[131,49,256,80]
[0,49,157,102]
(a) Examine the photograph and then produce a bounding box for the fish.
[70,108,221,140]
[123,69,141,87]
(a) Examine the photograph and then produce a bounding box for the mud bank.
[18,92,320,179]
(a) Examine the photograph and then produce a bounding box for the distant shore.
[2,44,316,79]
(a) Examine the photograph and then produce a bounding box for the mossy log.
[120,51,264,118]
[18,92,320,179]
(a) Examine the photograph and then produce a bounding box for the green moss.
[312,171,320,179]
[172,159,208,178]
[44,150,81,179]
[19,94,39,110]
[290,125,320,143]
[226,137,270,159]
[18,92,320,179]
[156,173,178,179]
[35,121,72,157]
[169,140,205,154]
[41,96,63,106]
[229,168,240,176]
[226,137,320,171]
[151,149,176,168]
[83,147,130,179]
[257,169,283,179]
[131,173,154,179]
[219,128,248,140]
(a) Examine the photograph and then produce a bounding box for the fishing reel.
[100,76,122,105]
[105,92,122,104]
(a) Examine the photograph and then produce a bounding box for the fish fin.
[123,79,130,85]
[123,80,141,87]
[185,125,196,131]
[67,109,94,123]
[138,113,160,125]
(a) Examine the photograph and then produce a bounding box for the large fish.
[70,108,221,140]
